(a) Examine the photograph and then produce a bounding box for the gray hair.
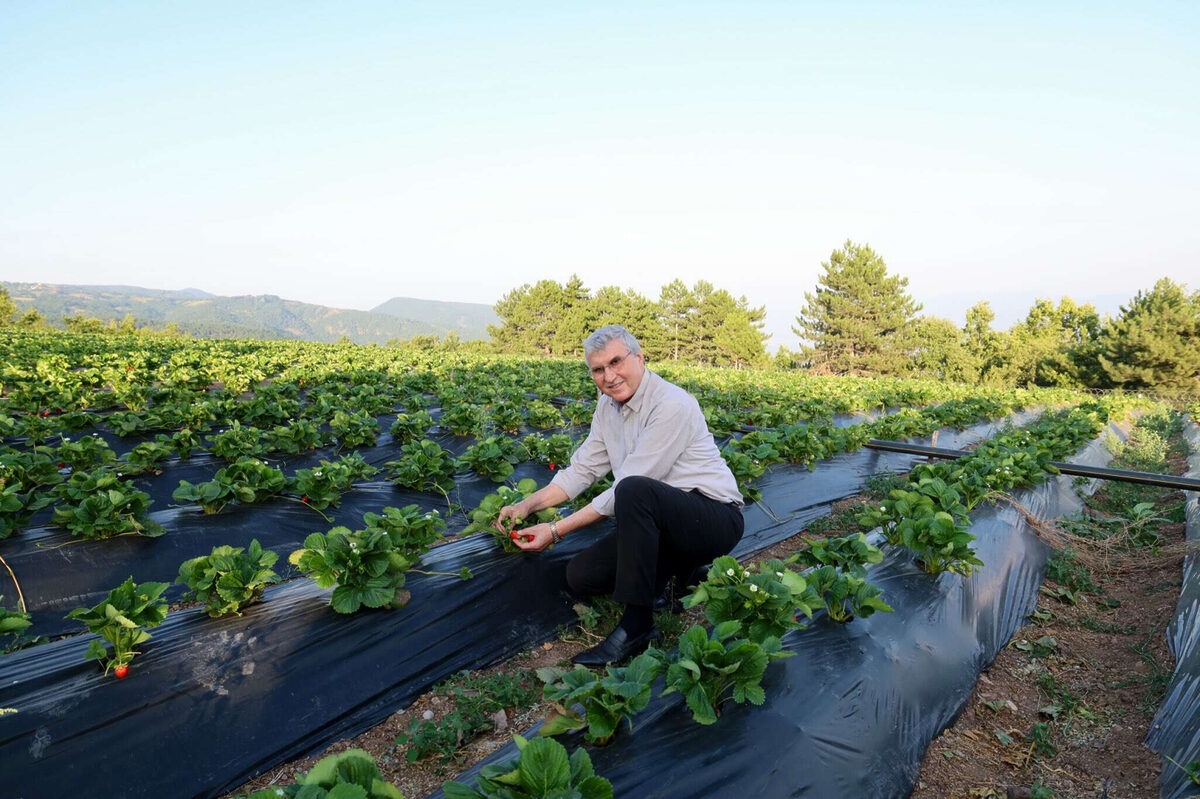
[583,325,642,361]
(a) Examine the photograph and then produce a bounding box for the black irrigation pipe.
[865,438,1200,493]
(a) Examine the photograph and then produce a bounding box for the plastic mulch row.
[435,420,1132,799]
[1146,419,1200,799]
[0,411,1033,799]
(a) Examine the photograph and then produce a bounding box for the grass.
[1123,626,1173,719]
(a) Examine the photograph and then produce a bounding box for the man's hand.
[512,522,554,552]
[495,502,528,531]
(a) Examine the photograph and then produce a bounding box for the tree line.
[4,244,1197,395]
[488,276,770,368]
[487,241,1198,395]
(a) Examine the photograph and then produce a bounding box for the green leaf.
[516,737,572,794]
[442,783,487,799]
[576,775,614,799]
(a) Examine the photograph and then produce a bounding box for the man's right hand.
[495,502,527,531]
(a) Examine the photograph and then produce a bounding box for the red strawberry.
[57,462,66,468]
[301,497,308,503]
[548,462,556,470]
[114,664,129,679]
[509,531,518,540]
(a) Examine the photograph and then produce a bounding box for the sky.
[2,1,1197,347]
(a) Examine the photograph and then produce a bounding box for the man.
[496,325,744,666]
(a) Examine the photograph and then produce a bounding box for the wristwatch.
[549,521,562,544]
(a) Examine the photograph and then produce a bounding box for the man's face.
[587,338,645,403]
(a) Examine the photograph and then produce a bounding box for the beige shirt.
[550,369,743,516]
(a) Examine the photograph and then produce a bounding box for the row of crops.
[0,330,1172,798]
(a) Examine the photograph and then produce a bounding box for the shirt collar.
[620,369,656,414]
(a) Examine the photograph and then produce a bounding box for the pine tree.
[714,309,767,369]
[1099,278,1200,394]
[658,279,694,361]
[792,240,921,375]
[489,280,573,356]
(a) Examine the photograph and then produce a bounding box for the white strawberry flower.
[726,568,735,576]
[749,584,759,593]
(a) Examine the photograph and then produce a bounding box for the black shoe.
[571,625,659,667]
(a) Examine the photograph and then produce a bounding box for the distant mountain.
[1,282,496,344]
[371,296,498,340]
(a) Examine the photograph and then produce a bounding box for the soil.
[227,429,1194,799]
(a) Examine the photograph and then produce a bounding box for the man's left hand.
[512,522,554,552]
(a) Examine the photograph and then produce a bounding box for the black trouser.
[565,475,745,607]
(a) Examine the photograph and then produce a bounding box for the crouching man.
[496,325,744,666]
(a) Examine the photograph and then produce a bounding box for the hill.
[371,296,498,340]
[1,282,496,344]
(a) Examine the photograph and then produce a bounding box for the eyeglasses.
[590,350,635,378]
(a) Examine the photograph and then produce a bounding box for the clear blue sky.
[2,1,1197,345]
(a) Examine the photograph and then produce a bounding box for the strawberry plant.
[487,401,525,434]
[439,402,486,436]
[685,555,821,641]
[856,476,980,576]
[723,430,783,464]
[0,448,64,491]
[362,504,446,559]
[330,408,379,448]
[651,621,791,725]
[173,457,288,514]
[441,734,612,799]
[463,479,561,551]
[457,435,524,482]
[719,447,767,503]
[561,399,593,426]
[120,440,174,474]
[52,468,165,539]
[264,418,325,454]
[789,532,883,576]
[537,653,661,745]
[207,421,267,461]
[105,410,152,437]
[389,409,433,443]
[49,434,116,471]
[289,453,379,510]
[246,748,402,799]
[793,562,893,623]
[522,433,577,470]
[1,597,40,654]
[176,539,280,617]
[0,481,54,538]
[167,427,203,458]
[289,527,413,614]
[525,400,563,429]
[386,439,457,495]
[65,577,169,675]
